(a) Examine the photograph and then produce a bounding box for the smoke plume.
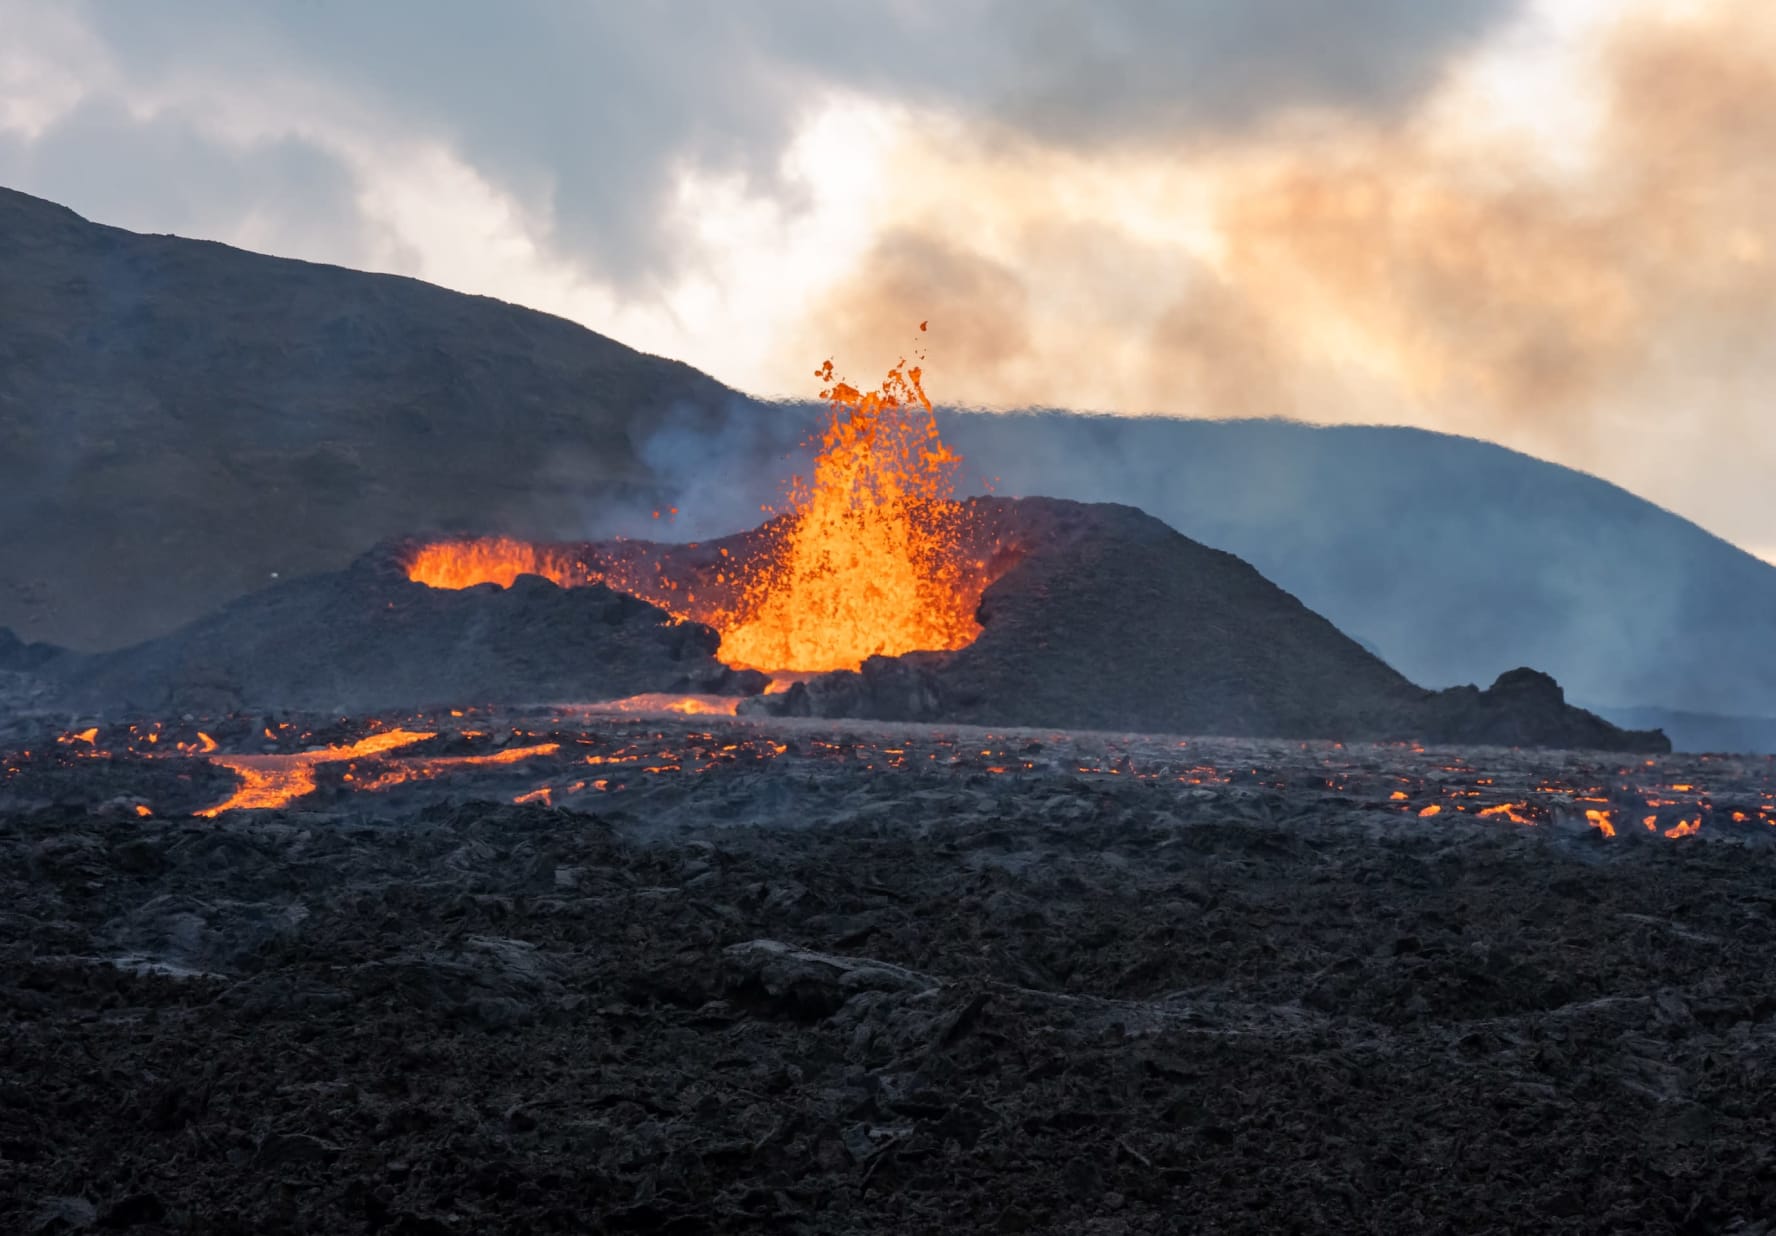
[794,0,1776,550]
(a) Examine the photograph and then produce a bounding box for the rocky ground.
[4,714,1776,1233]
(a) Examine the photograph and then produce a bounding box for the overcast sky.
[4,0,1774,562]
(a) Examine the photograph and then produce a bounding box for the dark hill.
[0,185,758,650]
[936,415,1776,723]
[31,555,757,715]
[11,496,1663,751]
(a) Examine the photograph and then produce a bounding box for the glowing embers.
[715,357,983,673]
[23,716,1776,840]
[350,741,563,793]
[589,694,742,717]
[194,729,562,815]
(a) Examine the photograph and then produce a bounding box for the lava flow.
[402,349,994,673]
[196,728,437,816]
[13,714,1776,835]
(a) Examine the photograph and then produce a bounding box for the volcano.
[13,493,1664,753]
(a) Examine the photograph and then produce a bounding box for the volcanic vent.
[405,354,1013,676]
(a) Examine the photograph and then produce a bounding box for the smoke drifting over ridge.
[800,0,1776,554]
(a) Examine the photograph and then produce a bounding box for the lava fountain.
[716,356,980,672]
[403,349,993,673]
[407,536,584,591]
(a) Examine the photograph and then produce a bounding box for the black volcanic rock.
[46,551,762,714]
[0,628,64,673]
[744,498,1668,753]
[1416,667,1661,750]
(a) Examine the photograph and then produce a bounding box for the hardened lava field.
[5,711,1776,1234]
[3,708,1766,835]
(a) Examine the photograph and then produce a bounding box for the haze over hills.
[932,416,1776,719]
[2,186,1772,748]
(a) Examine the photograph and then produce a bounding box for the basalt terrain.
[2,497,1664,753]
[2,710,1773,1234]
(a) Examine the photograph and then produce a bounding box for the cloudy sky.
[4,0,1773,560]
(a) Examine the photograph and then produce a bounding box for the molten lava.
[197,728,436,816]
[407,537,586,590]
[715,358,979,672]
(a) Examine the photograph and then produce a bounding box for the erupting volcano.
[405,350,993,674]
[716,357,982,672]
[17,336,1667,751]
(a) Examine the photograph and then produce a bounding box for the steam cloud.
[796,0,1776,553]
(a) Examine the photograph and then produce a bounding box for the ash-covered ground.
[4,712,1775,1234]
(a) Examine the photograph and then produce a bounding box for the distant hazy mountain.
[933,414,1776,726]
[3,186,1771,745]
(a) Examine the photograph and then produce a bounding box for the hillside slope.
[0,186,757,649]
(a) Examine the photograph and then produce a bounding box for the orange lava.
[196,728,435,816]
[716,357,980,672]
[353,742,562,793]
[406,536,586,590]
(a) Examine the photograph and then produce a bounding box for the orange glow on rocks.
[196,728,435,816]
